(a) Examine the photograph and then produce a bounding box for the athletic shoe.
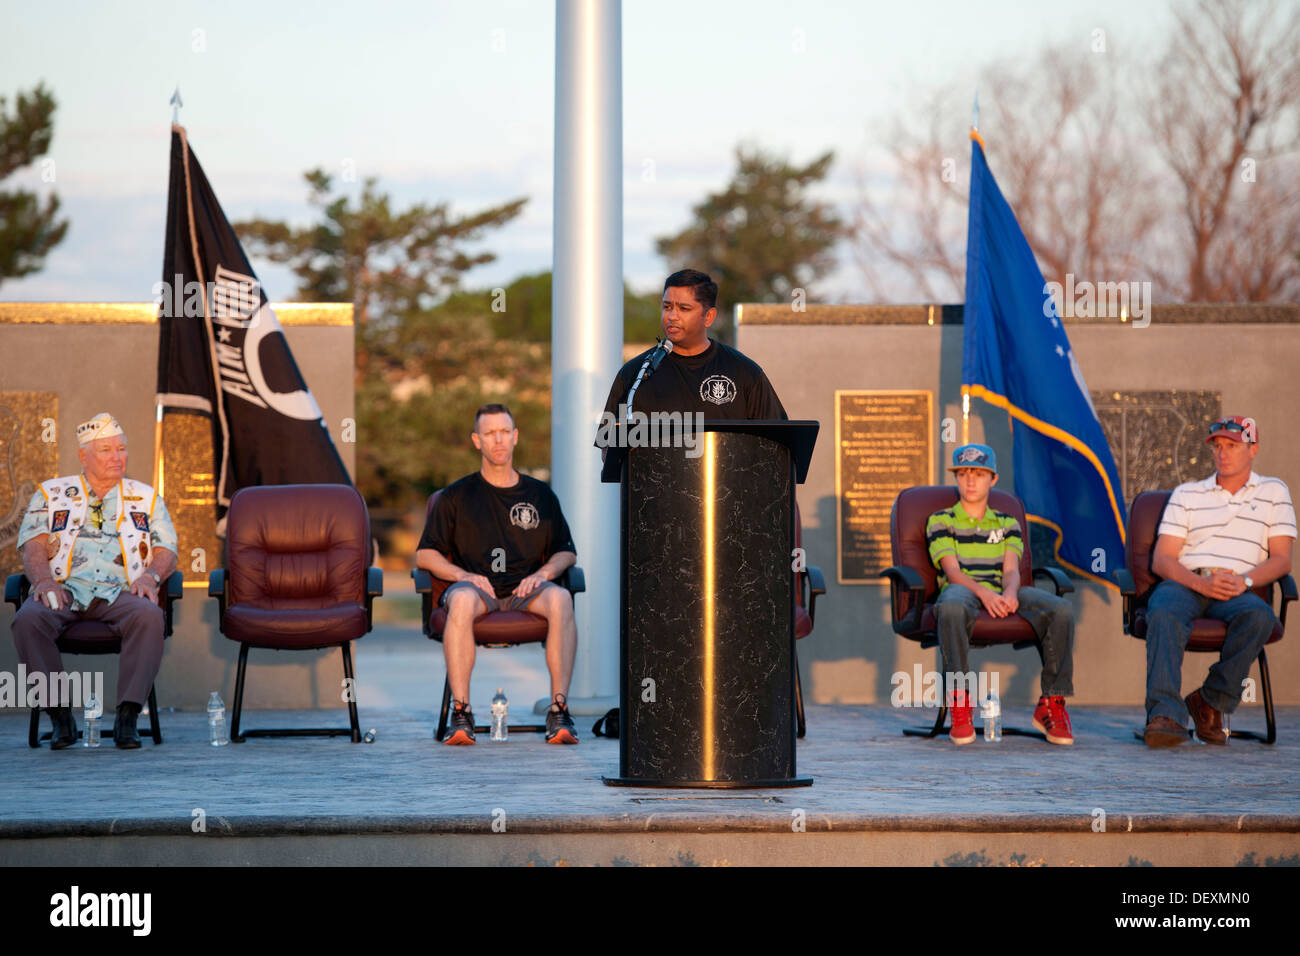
[545,695,579,745]
[1032,695,1075,745]
[444,702,476,745]
[949,691,976,745]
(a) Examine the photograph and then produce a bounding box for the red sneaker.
[949,691,976,745]
[1032,695,1074,745]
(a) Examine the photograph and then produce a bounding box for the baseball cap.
[948,443,998,475]
[1205,416,1258,444]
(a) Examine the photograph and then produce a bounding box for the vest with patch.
[41,475,158,586]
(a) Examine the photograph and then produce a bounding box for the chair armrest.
[1278,573,1297,628]
[806,565,826,628]
[411,568,436,637]
[562,566,586,596]
[880,565,927,635]
[208,568,227,627]
[1032,566,1074,596]
[1113,568,1136,635]
[364,566,383,631]
[5,573,29,611]
[1113,568,1136,595]
[160,571,184,637]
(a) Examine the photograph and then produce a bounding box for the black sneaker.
[444,702,476,745]
[545,695,579,745]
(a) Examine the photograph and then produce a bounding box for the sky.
[1,0,1175,305]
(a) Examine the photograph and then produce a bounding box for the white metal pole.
[551,0,622,713]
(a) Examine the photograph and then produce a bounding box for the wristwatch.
[146,570,162,586]
[1244,575,1254,589]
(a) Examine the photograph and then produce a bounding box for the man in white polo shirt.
[1143,415,1296,747]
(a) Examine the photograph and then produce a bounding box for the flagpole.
[155,88,183,496]
[962,88,979,447]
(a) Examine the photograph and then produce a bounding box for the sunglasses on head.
[1208,420,1246,435]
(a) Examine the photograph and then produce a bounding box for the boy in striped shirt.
[1143,416,1296,748]
[926,444,1076,745]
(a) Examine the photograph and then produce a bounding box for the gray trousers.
[932,584,1075,697]
[11,593,165,707]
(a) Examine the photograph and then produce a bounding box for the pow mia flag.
[156,124,350,525]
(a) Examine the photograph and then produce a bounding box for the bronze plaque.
[836,390,934,583]
[1092,390,1220,501]
[160,411,222,586]
[0,393,59,581]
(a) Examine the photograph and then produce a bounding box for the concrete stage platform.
[1,623,1298,866]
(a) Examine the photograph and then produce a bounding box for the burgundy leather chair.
[209,484,382,743]
[1115,489,1295,744]
[879,485,1073,737]
[793,503,826,738]
[6,571,183,747]
[412,489,585,741]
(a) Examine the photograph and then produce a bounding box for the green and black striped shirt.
[926,501,1023,592]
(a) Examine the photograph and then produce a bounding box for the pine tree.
[0,83,69,284]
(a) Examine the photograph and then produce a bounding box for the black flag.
[155,124,350,523]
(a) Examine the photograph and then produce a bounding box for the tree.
[1145,0,1300,301]
[235,174,529,507]
[656,145,844,338]
[0,83,68,285]
[852,47,1163,302]
[852,0,1300,304]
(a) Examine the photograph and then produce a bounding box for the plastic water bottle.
[981,691,1002,742]
[83,693,102,748]
[207,691,229,747]
[490,688,508,742]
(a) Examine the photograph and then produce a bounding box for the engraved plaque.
[0,393,59,580]
[836,390,934,583]
[1092,390,1220,500]
[160,411,222,585]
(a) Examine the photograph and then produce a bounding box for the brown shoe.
[1185,689,1228,745]
[1144,715,1189,748]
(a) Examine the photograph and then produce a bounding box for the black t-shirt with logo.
[600,338,788,421]
[417,472,576,599]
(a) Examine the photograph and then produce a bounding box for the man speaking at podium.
[597,270,787,479]
[602,269,787,421]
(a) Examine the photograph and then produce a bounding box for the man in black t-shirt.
[597,269,787,478]
[416,404,580,745]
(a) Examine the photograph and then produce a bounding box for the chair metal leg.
[341,641,361,743]
[231,643,250,743]
[904,705,948,737]
[435,675,451,742]
[794,648,806,739]
[1229,650,1276,744]
[28,708,41,748]
[146,685,162,745]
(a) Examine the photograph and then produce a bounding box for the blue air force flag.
[962,131,1126,584]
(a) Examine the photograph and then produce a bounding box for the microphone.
[625,339,674,413]
[647,337,674,371]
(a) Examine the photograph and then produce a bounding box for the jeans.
[1144,580,1276,723]
[932,584,1074,697]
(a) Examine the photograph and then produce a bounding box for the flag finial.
[170,87,183,125]
[972,89,979,132]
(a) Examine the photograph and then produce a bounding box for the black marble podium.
[602,421,818,788]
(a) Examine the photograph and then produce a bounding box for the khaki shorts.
[440,580,559,614]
